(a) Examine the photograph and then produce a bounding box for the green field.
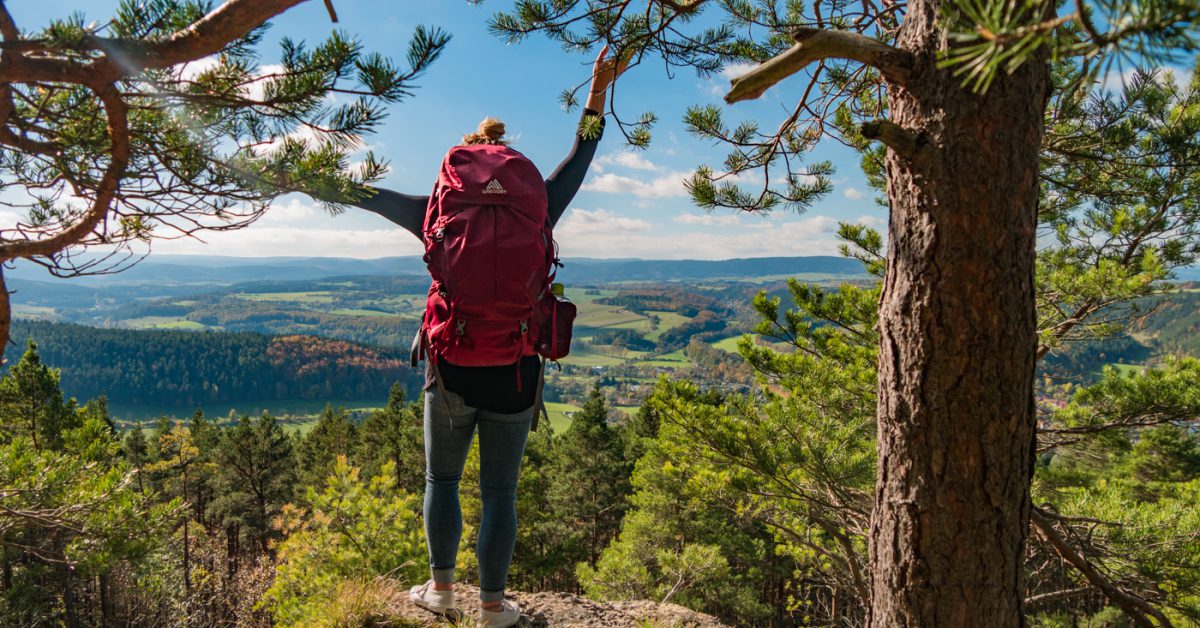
[328,308,398,317]
[12,305,58,318]
[124,316,207,330]
[644,310,692,342]
[560,343,630,368]
[564,287,618,304]
[236,291,336,303]
[711,335,746,353]
[1106,362,1144,377]
[634,349,691,368]
[543,401,579,432]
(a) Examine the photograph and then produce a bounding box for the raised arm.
[546,45,626,227]
[545,111,603,225]
[351,187,428,239]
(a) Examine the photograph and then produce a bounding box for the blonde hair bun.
[462,117,509,146]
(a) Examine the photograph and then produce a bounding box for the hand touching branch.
[585,44,629,114]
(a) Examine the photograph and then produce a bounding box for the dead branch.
[726,28,912,103]
[860,118,923,158]
[1031,508,1174,628]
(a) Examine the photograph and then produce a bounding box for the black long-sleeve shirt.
[354,112,603,413]
[353,111,603,235]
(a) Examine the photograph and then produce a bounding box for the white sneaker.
[479,599,521,627]
[408,580,457,617]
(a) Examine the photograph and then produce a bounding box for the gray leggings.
[423,386,533,603]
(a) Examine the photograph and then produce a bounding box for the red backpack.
[418,143,563,369]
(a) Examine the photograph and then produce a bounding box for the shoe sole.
[410,596,461,622]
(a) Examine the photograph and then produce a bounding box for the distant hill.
[8,254,869,288]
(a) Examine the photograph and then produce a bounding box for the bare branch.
[726,28,912,103]
[861,119,923,158]
[0,83,129,259]
[323,0,339,23]
[105,0,306,72]
[1025,586,1094,608]
[0,0,307,85]
[1031,508,1174,628]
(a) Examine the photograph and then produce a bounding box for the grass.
[235,291,336,303]
[711,335,746,353]
[564,287,618,304]
[613,405,639,419]
[543,402,579,433]
[634,349,691,368]
[124,316,207,330]
[575,304,645,329]
[560,348,628,368]
[643,310,692,342]
[1107,362,1144,377]
[11,305,57,318]
[328,308,398,317]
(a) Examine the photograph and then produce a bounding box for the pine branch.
[0,0,308,85]
[726,28,912,104]
[0,83,129,259]
[1031,508,1175,628]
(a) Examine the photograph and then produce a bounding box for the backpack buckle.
[455,319,466,336]
[519,320,529,335]
[433,227,445,241]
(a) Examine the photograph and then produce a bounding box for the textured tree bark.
[868,1,1049,625]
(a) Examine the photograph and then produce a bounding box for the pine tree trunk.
[868,1,1049,625]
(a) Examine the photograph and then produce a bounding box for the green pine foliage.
[259,458,427,628]
[207,413,296,554]
[549,386,633,576]
[355,384,425,494]
[577,383,775,625]
[0,340,81,450]
[0,0,450,280]
[296,405,360,491]
[0,343,178,625]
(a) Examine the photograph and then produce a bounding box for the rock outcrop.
[391,584,730,627]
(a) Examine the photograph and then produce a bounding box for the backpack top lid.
[434,143,547,218]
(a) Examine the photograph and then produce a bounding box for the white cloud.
[673,213,746,227]
[720,62,759,80]
[178,55,220,82]
[555,208,845,259]
[246,64,286,101]
[853,214,887,229]
[582,170,690,199]
[1100,66,1192,94]
[596,151,660,171]
[256,197,321,226]
[555,208,652,236]
[150,224,424,258]
[843,187,865,200]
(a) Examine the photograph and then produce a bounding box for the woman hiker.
[310,47,624,627]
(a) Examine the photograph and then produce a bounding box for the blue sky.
[10,1,890,260]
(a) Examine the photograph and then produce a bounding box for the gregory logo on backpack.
[482,178,507,195]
